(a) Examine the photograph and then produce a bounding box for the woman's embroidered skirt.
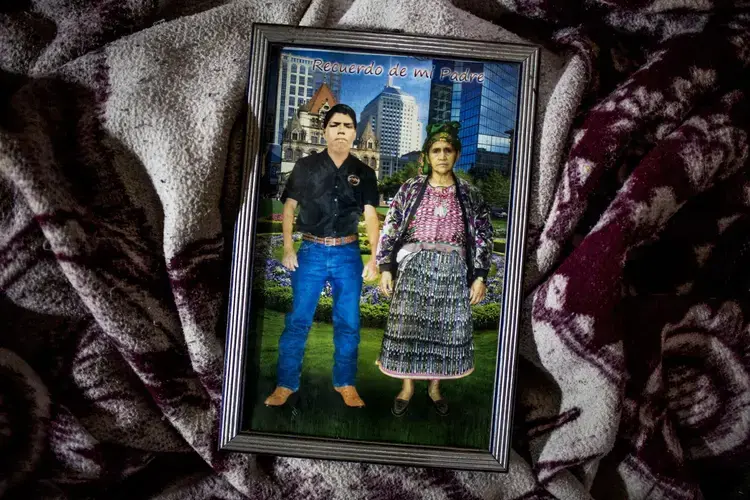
[377,249,474,379]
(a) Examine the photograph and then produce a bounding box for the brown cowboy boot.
[264,386,295,406]
[334,385,365,408]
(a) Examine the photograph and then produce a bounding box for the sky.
[282,48,436,126]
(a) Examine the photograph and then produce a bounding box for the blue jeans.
[276,240,364,391]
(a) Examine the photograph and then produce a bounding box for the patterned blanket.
[2,0,749,498]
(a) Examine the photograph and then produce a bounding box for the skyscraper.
[428,59,520,175]
[358,80,421,178]
[273,52,343,146]
[427,69,453,125]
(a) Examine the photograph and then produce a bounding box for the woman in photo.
[375,121,493,417]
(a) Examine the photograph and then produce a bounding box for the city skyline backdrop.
[284,48,434,128]
[266,46,521,182]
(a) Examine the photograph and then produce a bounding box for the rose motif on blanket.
[628,301,750,473]
[661,302,750,461]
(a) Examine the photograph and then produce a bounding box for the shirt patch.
[347,174,360,186]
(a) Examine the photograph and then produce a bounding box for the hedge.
[253,284,292,312]
[471,302,501,330]
[256,219,283,233]
[359,238,371,255]
[253,284,499,330]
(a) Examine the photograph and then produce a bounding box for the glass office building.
[428,60,520,175]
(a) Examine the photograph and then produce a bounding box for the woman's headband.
[422,121,462,153]
[418,121,462,174]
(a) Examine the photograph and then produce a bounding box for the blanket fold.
[2,0,749,498]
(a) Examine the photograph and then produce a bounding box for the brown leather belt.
[302,233,358,246]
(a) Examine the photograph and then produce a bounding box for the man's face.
[323,113,356,154]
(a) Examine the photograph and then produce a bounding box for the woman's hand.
[380,271,393,297]
[469,278,486,305]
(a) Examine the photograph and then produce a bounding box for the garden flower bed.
[251,234,505,330]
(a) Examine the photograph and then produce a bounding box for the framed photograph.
[219,23,539,472]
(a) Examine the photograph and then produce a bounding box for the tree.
[454,169,474,185]
[378,164,509,209]
[467,165,486,181]
[378,161,419,198]
[378,174,403,199]
[477,170,511,210]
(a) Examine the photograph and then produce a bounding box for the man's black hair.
[323,104,357,130]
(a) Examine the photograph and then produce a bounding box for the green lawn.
[492,219,507,239]
[244,309,498,449]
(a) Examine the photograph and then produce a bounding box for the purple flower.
[360,284,389,305]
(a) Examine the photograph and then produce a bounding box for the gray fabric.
[3,0,750,499]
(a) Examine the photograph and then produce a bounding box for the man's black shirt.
[281,150,379,237]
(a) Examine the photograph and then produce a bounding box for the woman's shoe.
[392,397,410,417]
[430,397,449,416]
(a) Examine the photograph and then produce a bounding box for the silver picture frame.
[219,23,539,472]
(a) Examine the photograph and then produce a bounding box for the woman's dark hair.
[323,104,358,130]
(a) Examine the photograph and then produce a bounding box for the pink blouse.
[405,183,464,247]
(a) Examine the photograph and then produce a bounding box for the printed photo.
[243,44,521,451]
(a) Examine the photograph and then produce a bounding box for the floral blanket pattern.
[1,0,750,499]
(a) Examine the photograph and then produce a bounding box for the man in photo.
[264,104,380,408]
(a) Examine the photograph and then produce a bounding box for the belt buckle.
[324,236,335,246]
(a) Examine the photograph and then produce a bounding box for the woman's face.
[428,139,458,176]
